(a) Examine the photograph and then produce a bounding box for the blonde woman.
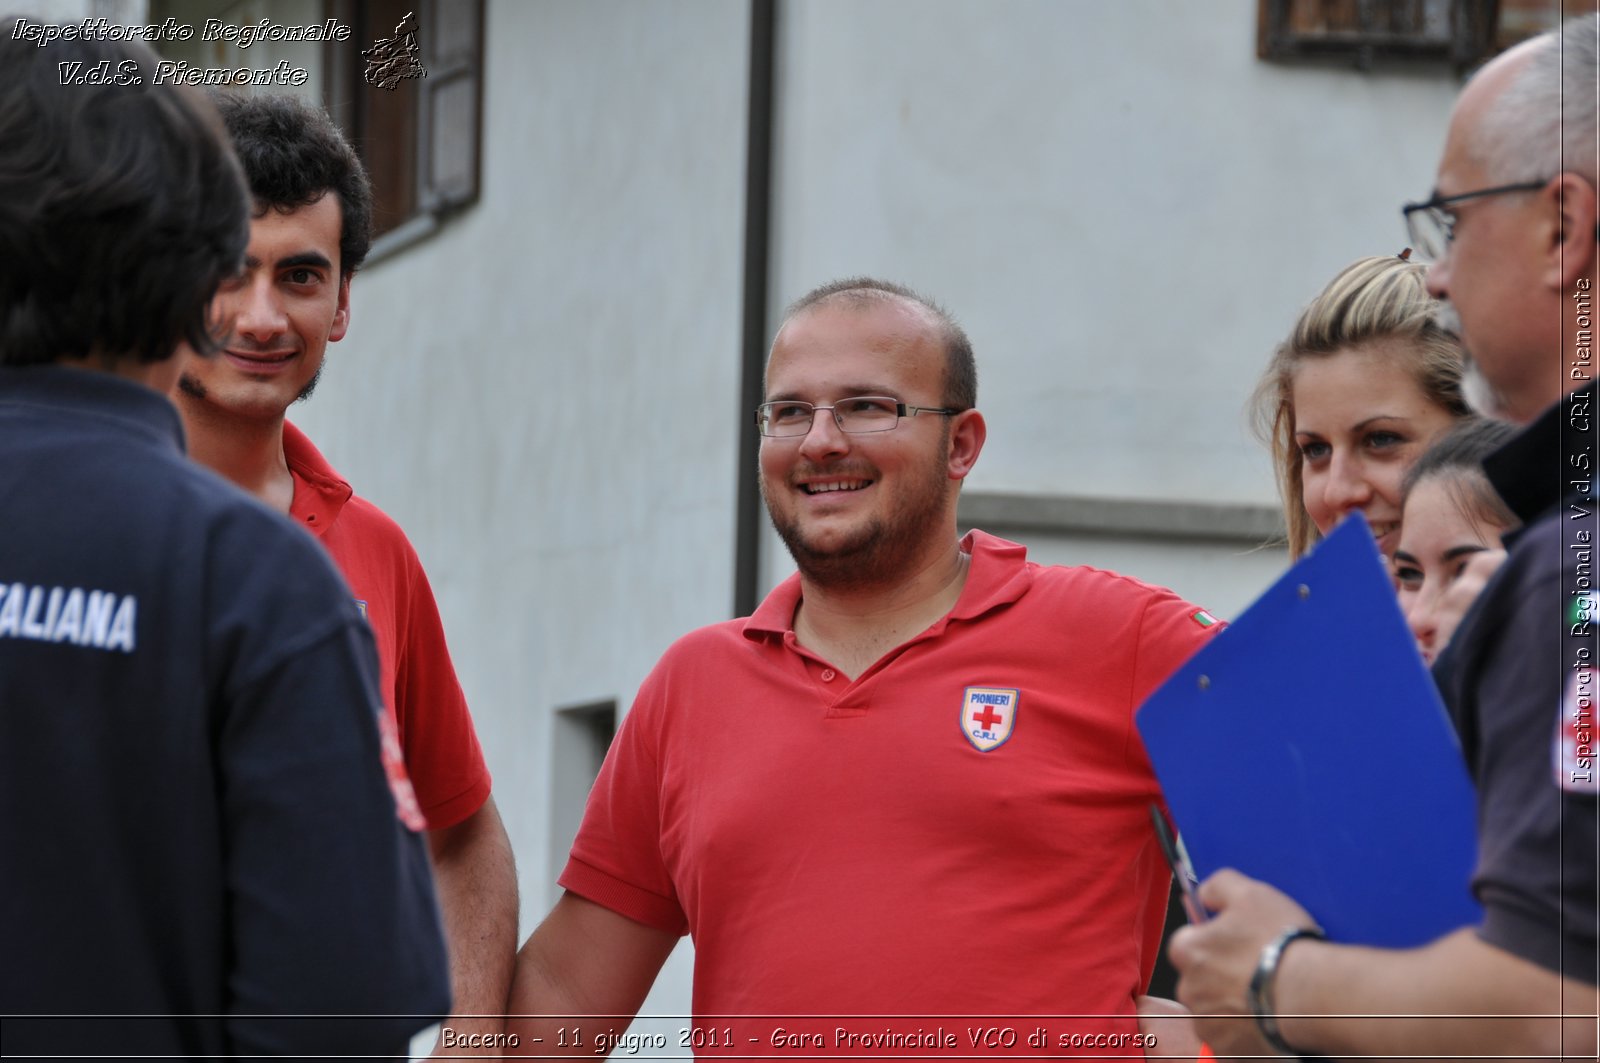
[1253,255,1472,561]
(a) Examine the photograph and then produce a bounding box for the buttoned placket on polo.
[780,615,958,719]
[741,531,1035,719]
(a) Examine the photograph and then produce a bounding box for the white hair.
[1474,14,1598,184]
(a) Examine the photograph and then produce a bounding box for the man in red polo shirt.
[173,93,517,1051]
[508,278,1219,1057]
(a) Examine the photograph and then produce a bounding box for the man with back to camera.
[0,27,448,1057]
[170,92,518,1049]
[1169,15,1599,1061]
[506,278,1222,1057]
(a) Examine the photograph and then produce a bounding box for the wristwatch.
[1248,924,1326,1056]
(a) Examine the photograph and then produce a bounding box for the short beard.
[762,434,953,590]
[296,361,323,403]
[775,511,901,589]
[174,362,322,405]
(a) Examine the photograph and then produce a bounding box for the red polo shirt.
[563,531,1216,1052]
[285,421,490,831]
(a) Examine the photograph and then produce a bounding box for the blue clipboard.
[1136,514,1482,947]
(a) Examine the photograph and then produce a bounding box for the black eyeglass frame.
[753,396,963,438]
[1401,179,1550,258]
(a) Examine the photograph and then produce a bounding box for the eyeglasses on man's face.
[754,395,960,438]
[1401,179,1548,261]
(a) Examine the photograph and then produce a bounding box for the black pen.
[1149,802,1208,923]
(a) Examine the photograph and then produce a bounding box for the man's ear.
[328,274,352,343]
[1545,173,1598,292]
[947,409,987,482]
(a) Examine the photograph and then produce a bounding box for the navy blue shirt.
[0,366,450,1055]
[1436,390,1599,986]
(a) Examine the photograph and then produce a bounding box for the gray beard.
[1460,356,1505,419]
[1433,301,1508,419]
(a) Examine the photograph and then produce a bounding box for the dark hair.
[1401,417,1520,531]
[781,277,977,410]
[212,93,373,276]
[0,25,249,367]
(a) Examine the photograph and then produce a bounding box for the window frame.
[1256,0,1497,68]
[324,0,485,261]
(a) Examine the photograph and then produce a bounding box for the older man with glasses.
[508,277,1224,1057]
[1171,15,1599,1062]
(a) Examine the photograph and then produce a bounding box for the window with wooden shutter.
[1256,0,1497,67]
[324,0,484,251]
